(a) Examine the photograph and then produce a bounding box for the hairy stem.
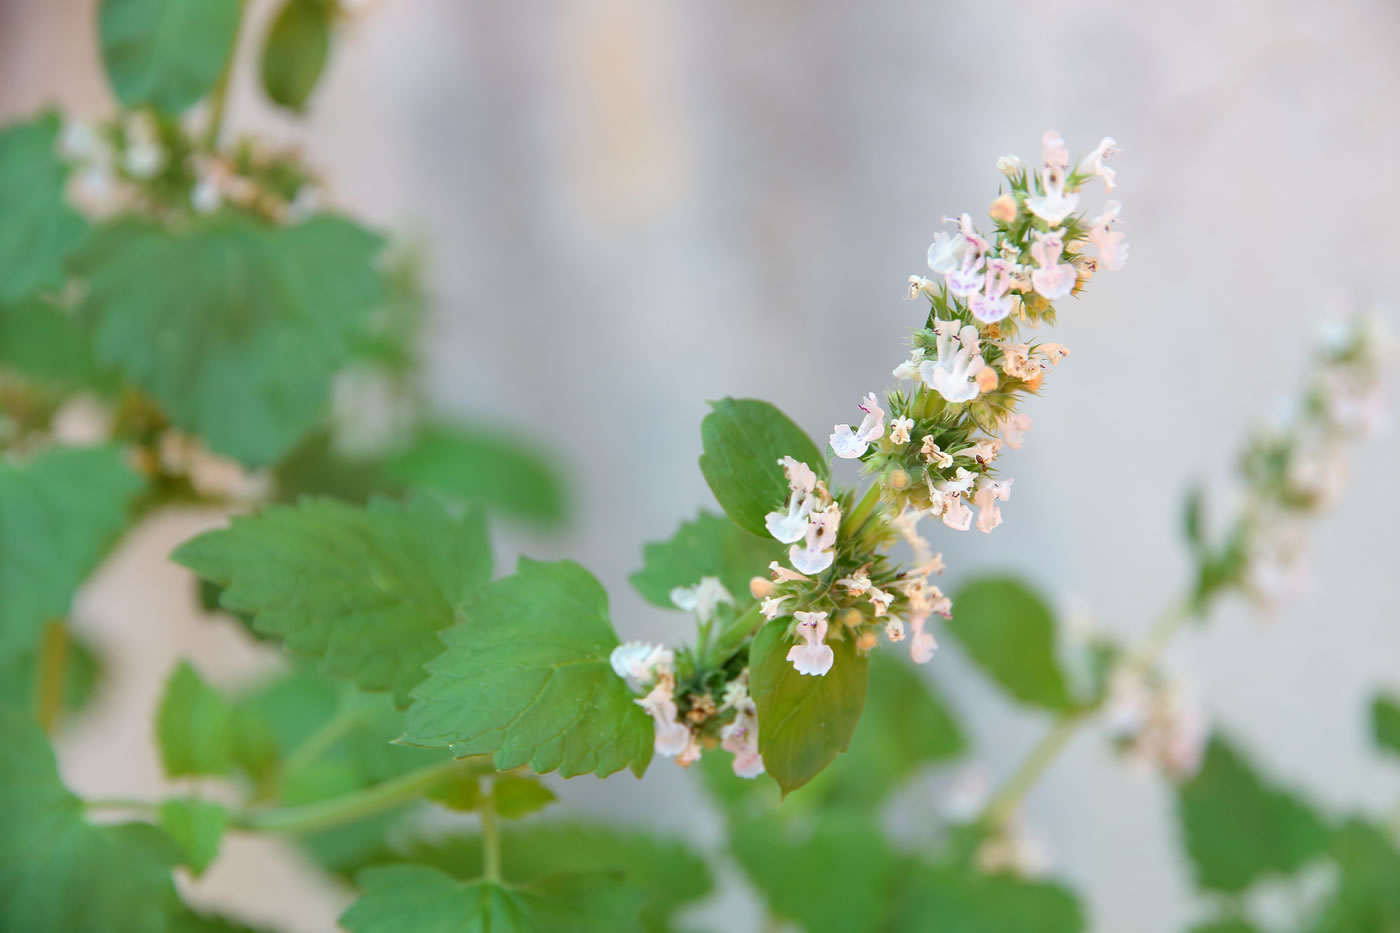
[36,619,70,734]
[481,780,502,882]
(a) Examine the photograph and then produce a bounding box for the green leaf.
[425,773,484,812]
[1183,482,1207,551]
[174,496,491,707]
[0,297,112,391]
[1370,694,1400,759]
[946,576,1073,711]
[341,865,646,933]
[630,509,781,610]
[731,811,898,933]
[402,558,654,778]
[1190,921,1261,933]
[894,865,1086,933]
[1306,819,1400,932]
[748,618,870,795]
[492,775,556,820]
[0,704,191,931]
[157,798,228,876]
[385,422,568,525]
[156,661,237,777]
[259,0,332,113]
[0,113,88,303]
[98,0,242,113]
[1175,735,1331,893]
[0,629,102,719]
[698,397,826,538]
[74,215,385,466]
[0,445,143,660]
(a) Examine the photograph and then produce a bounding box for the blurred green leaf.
[272,432,400,505]
[946,576,1073,711]
[259,0,332,113]
[98,0,242,113]
[1183,482,1206,552]
[1305,819,1400,932]
[749,618,869,796]
[0,629,102,719]
[156,660,237,777]
[893,864,1086,933]
[342,866,647,933]
[385,422,568,525]
[0,445,143,661]
[74,215,384,466]
[630,509,780,610]
[402,558,654,779]
[1175,735,1330,893]
[1369,695,1400,760]
[492,775,556,820]
[698,398,826,538]
[0,297,113,392]
[174,496,490,707]
[1190,921,1261,933]
[157,798,228,876]
[0,112,88,303]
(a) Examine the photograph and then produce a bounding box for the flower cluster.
[1101,667,1208,779]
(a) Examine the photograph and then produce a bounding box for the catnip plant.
[0,3,1392,933]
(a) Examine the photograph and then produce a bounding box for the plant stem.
[278,709,367,781]
[203,0,247,149]
[481,780,502,882]
[230,758,473,834]
[35,619,70,735]
[977,597,1198,828]
[84,797,158,815]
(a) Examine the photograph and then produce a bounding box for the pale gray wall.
[4,1,1399,930]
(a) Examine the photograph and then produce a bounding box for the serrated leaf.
[492,775,556,820]
[946,576,1073,711]
[157,661,237,777]
[98,0,242,113]
[341,865,646,933]
[0,297,112,391]
[1305,819,1400,932]
[0,445,143,660]
[0,112,88,303]
[698,398,826,538]
[749,618,869,795]
[385,422,568,524]
[1370,694,1400,759]
[259,0,332,113]
[894,864,1086,933]
[0,704,191,931]
[174,496,490,707]
[630,509,781,610]
[1175,735,1330,893]
[74,215,385,466]
[731,811,898,933]
[157,798,228,876]
[403,558,654,778]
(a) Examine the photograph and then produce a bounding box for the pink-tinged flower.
[1038,342,1070,365]
[884,616,906,642]
[677,733,703,766]
[1025,132,1079,225]
[868,585,893,617]
[637,679,691,756]
[831,392,886,459]
[889,416,914,446]
[921,435,954,469]
[764,456,817,543]
[969,258,1017,323]
[787,611,835,676]
[1030,230,1077,299]
[941,492,974,531]
[669,576,734,623]
[973,476,1013,534]
[921,323,988,404]
[999,413,1032,449]
[1088,200,1128,270]
[946,227,990,297]
[959,439,1002,467]
[989,194,1017,224]
[926,216,972,275]
[837,569,872,596]
[610,641,674,691]
[1079,137,1120,192]
[789,504,840,574]
[1000,343,1038,381]
[768,561,809,583]
[909,615,937,663]
[893,348,926,381]
[721,702,764,778]
[760,595,791,620]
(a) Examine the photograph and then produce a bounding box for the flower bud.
[887,468,910,490]
[749,576,774,600]
[856,631,879,653]
[989,194,1017,224]
[997,154,1022,177]
[840,608,864,629]
[975,367,999,393]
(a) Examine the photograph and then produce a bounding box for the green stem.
[230,758,473,834]
[278,709,367,781]
[35,619,70,735]
[845,481,883,532]
[707,602,766,668]
[203,0,247,149]
[481,780,502,882]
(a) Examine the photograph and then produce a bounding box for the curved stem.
[36,619,70,734]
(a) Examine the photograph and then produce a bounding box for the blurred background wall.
[3,1,1398,930]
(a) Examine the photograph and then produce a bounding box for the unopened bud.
[975,367,999,393]
[887,468,910,490]
[989,194,1017,224]
[997,154,1022,177]
[840,608,864,629]
[749,576,774,600]
[856,631,879,653]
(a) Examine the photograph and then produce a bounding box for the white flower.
[1025,134,1079,226]
[1088,200,1128,271]
[721,703,764,778]
[764,456,817,543]
[884,616,906,642]
[610,641,674,691]
[920,322,987,403]
[999,413,1032,449]
[760,595,791,620]
[999,343,1038,380]
[944,218,989,298]
[1038,342,1071,365]
[909,615,937,663]
[1030,230,1077,299]
[941,493,974,531]
[907,275,939,300]
[893,348,926,380]
[868,586,893,617]
[973,475,1013,533]
[997,154,1023,177]
[837,569,872,596]
[959,439,1002,466]
[1079,137,1120,192]
[927,217,970,275]
[920,434,954,468]
[789,504,840,574]
[1041,130,1070,169]
[768,560,810,583]
[637,679,691,757]
[669,576,735,623]
[889,416,914,445]
[831,392,886,459]
[969,258,1016,324]
[677,732,703,766]
[787,611,835,676]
